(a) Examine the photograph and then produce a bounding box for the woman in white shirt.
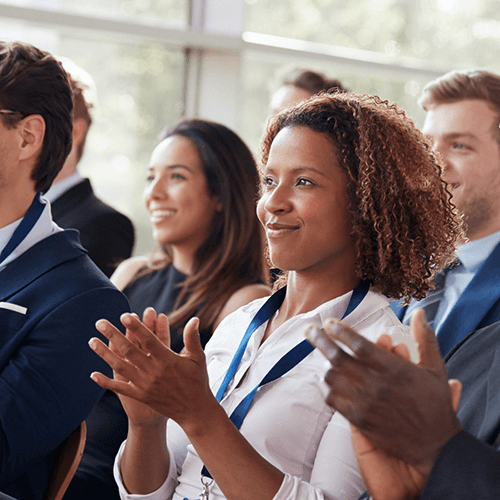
[89,92,462,500]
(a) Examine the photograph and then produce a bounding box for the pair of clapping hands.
[305,309,463,500]
[89,307,463,500]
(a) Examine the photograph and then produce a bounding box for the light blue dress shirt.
[434,230,500,332]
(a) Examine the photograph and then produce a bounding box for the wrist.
[417,422,463,478]
[180,396,227,439]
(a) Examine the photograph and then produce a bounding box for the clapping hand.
[89,308,215,431]
[306,309,463,500]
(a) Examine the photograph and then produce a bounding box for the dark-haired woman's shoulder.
[110,256,150,291]
[214,283,271,329]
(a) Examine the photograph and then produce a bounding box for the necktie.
[403,260,462,328]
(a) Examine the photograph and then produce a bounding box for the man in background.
[393,69,500,357]
[44,58,135,278]
[270,67,347,115]
[0,40,129,499]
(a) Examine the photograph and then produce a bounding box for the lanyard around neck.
[202,279,370,479]
[0,194,44,265]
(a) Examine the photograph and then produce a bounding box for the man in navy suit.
[43,59,135,278]
[0,41,129,499]
[393,70,500,357]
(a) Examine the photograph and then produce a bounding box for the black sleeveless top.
[123,265,213,351]
[64,265,215,500]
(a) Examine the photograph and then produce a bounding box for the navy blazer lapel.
[438,240,500,357]
[0,230,86,301]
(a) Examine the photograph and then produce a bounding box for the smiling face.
[144,135,222,266]
[257,126,357,278]
[422,99,500,240]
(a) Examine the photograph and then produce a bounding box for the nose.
[144,174,166,204]
[262,182,293,214]
[430,140,453,176]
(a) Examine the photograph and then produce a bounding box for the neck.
[53,155,78,184]
[171,246,196,275]
[281,271,359,320]
[0,190,36,229]
[262,267,359,344]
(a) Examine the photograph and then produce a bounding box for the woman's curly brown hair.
[260,92,464,303]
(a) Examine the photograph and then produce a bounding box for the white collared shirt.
[114,288,415,500]
[434,230,500,331]
[0,196,62,272]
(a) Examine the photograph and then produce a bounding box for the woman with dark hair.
[65,118,269,500]
[113,118,270,342]
[89,93,462,500]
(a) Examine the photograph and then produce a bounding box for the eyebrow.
[430,132,480,143]
[148,164,193,173]
[264,166,329,178]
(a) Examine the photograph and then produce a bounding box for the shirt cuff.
[272,473,324,500]
[113,439,178,499]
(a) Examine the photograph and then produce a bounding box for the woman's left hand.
[89,312,215,429]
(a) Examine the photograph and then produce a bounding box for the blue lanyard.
[202,279,370,479]
[0,194,45,265]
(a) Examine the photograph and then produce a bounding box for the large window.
[244,0,500,68]
[1,0,499,256]
[241,0,500,150]
[0,10,184,255]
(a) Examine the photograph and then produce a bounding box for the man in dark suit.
[308,311,500,500]
[392,70,500,357]
[44,59,135,278]
[0,41,129,500]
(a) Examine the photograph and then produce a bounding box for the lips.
[149,209,176,222]
[266,222,300,238]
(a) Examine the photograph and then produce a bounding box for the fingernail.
[95,320,106,332]
[121,314,131,326]
[89,338,98,349]
[305,324,339,362]
[324,319,343,336]
[305,324,323,343]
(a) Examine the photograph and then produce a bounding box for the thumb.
[182,317,204,362]
[410,309,446,376]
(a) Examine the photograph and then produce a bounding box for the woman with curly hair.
[88,93,462,500]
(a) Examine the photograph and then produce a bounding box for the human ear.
[72,117,88,147]
[18,114,45,162]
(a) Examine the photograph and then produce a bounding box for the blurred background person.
[44,57,135,278]
[270,67,348,115]
[64,118,270,500]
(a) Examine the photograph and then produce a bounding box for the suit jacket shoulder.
[51,179,135,278]
[418,322,500,499]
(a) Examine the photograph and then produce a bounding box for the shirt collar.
[0,196,61,271]
[457,229,500,273]
[0,218,22,256]
[44,172,84,203]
